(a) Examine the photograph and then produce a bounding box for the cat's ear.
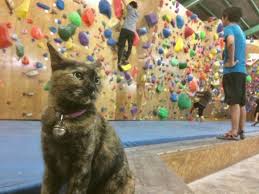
[47,42,64,71]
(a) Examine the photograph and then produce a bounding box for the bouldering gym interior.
[0,0,259,193]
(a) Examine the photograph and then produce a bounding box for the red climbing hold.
[0,23,12,49]
[22,56,30,65]
[82,8,95,27]
[114,0,123,19]
[184,26,194,39]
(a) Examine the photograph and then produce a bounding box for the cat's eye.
[95,76,101,85]
[73,72,84,80]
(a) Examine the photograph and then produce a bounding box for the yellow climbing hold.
[174,38,184,53]
[15,0,31,19]
[121,63,132,72]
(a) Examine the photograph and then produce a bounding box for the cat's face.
[47,43,101,106]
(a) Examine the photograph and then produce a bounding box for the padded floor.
[0,120,258,194]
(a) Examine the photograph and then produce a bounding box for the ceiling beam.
[183,0,203,8]
[245,24,259,36]
[249,0,259,16]
[199,3,217,17]
[222,0,250,29]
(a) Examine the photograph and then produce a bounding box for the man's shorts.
[223,72,246,106]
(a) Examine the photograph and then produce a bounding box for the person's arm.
[224,35,238,67]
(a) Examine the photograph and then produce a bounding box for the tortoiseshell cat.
[41,43,134,194]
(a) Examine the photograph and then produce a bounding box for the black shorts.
[223,72,246,106]
[193,102,205,117]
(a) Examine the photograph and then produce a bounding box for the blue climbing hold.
[137,27,148,36]
[107,38,117,46]
[35,62,44,69]
[104,29,112,39]
[163,27,171,38]
[99,0,112,19]
[176,15,184,29]
[158,47,164,54]
[56,0,64,10]
[170,93,178,102]
[49,26,57,34]
[87,55,94,62]
[190,14,198,20]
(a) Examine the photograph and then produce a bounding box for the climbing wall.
[0,0,257,120]
[122,0,226,121]
[0,0,118,120]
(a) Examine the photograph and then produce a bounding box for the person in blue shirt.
[217,7,247,140]
[117,1,139,70]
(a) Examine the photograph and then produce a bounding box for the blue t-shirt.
[223,24,246,75]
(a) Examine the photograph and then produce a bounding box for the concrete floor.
[189,154,259,194]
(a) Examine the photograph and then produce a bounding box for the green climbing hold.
[68,11,82,27]
[178,93,192,110]
[200,31,206,41]
[189,49,196,57]
[156,84,164,93]
[246,75,252,82]
[162,39,170,49]
[158,107,169,120]
[16,42,24,58]
[179,62,187,69]
[58,23,77,41]
[170,57,179,66]
[44,81,51,91]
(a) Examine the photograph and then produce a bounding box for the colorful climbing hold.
[31,26,44,40]
[99,0,112,19]
[137,27,148,36]
[246,75,252,82]
[78,31,89,46]
[0,23,12,49]
[58,23,77,41]
[36,2,50,10]
[104,28,112,38]
[15,0,30,19]
[200,31,206,41]
[176,15,184,29]
[170,92,178,102]
[178,93,192,110]
[15,42,24,58]
[189,80,198,92]
[189,49,196,57]
[68,11,82,27]
[158,107,169,120]
[184,26,194,39]
[163,27,171,38]
[82,8,95,26]
[56,0,64,10]
[107,38,117,46]
[179,61,187,69]
[133,32,140,46]
[170,57,179,66]
[114,0,123,19]
[22,56,30,65]
[174,38,184,52]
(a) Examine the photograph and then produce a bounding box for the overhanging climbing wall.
[0,0,257,120]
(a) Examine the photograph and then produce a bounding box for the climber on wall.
[189,84,213,122]
[117,0,139,70]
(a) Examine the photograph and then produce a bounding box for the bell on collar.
[53,114,66,137]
